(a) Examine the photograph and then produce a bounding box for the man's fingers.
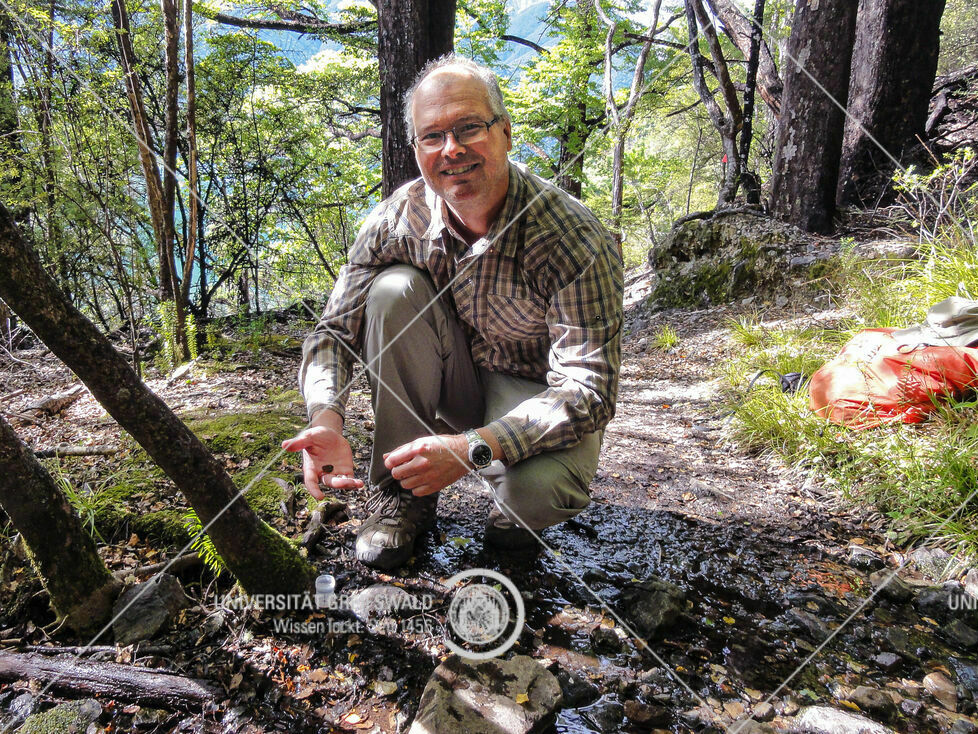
[281,434,313,452]
[324,474,363,489]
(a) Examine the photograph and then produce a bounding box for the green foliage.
[723,148,978,553]
[48,460,104,542]
[651,324,679,350]
[183,510,227,576]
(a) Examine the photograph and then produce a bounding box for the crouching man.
[283,54,623,570]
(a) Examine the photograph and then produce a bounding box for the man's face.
[411,69,512,226]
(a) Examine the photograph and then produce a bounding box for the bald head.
[403,54,508,140]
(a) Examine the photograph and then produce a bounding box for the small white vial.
[315,574,336,608]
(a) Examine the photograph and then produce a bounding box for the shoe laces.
[366,480,412,518]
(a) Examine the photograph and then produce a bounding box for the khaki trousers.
[363,264,600,530]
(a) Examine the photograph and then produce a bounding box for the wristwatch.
[464,430,493,469]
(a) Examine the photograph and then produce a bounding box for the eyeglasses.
[412,117,500,152]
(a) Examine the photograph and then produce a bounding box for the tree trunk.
[0,203,315,596]
[377,0,455,196]
[837,0,947,206]
[0,651,220,710]
[182,0,200,312]
[112,0,190,361]
[0,415,121,634]
[769,0,858,233]
[685,0,742,205]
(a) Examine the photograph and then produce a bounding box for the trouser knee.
[365,265,434,330]
[491,454,592,530]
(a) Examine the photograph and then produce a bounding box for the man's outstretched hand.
[282,412,363,499]
[383,434,471,497]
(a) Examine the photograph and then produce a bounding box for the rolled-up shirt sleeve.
[299,206,391,422]
[486,223,623,463]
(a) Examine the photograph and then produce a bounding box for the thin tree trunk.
[0,203,315,596]
[596,0,660,246]
[737,0,765,204]
[685,0,742,204]
[705,0,781,115]
[0,415,121,633]
[769,0,858,233]
[182,0,200,313]
[837,0,947,206]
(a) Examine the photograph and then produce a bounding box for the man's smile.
[442,163,479,176]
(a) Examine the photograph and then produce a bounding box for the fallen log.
[0,651,221,711]
[114,552,202,580]
[34,444,120,458]
[28,385,86,415]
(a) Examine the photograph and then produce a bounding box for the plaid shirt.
[300,162,623,464]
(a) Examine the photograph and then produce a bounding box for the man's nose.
[441,131,466,156]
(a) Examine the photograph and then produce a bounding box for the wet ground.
[2,276,978,732]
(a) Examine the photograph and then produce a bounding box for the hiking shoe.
[484,507,540,553]
[355,478,437,570]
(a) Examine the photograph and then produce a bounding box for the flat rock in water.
[794,705,896,733]
[945,619,978,650]
[924,671,958,711]
[17,698,101,734]
[112,573,190,645]
[409,655,561,734]
[845,685,897,722]
[868,570,914,603]
[581,700,624,733]
[617,578,685,639]
[951,657,978,698]
[554,666,600,708]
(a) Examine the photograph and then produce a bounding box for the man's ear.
[503,117,513,151]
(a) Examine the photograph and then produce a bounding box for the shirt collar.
[422,162,522,256]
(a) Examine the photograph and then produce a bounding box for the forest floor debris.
[1,273,977,732]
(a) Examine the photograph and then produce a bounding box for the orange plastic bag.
[809,328,978,428]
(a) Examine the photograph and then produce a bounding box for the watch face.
[472,444,493,466]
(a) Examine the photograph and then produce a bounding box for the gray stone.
[869,571,914,603]
[17,699,101,734]
[734,720,777,734]
[753,702,775,721]
[582,701,624,733]
[873,652,903,672]
[951,657,978,698]
[946,619,978,651]
[788,608,831,640]
[790,255,818,268]
[409,655,561,734]
[112,573,190,645]
[910,547,957,580]
[847,546,885,572]
[554,666,600,708]
[347,584,417,626]
[950,719,978,734]
[589,625,623,654]
[845,686,897,722]
[916,582,978,625]
[793,705,896,733]
[617,578,685,639]
[884,628,916,659]
[9,694,38,721]
[900,699,923,716]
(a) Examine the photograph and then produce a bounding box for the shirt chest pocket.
[484,292,549,341]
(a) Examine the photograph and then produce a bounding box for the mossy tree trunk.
[0,204,315,596]
[0,415,120,634]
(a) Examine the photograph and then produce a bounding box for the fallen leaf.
[515,693,529,704]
